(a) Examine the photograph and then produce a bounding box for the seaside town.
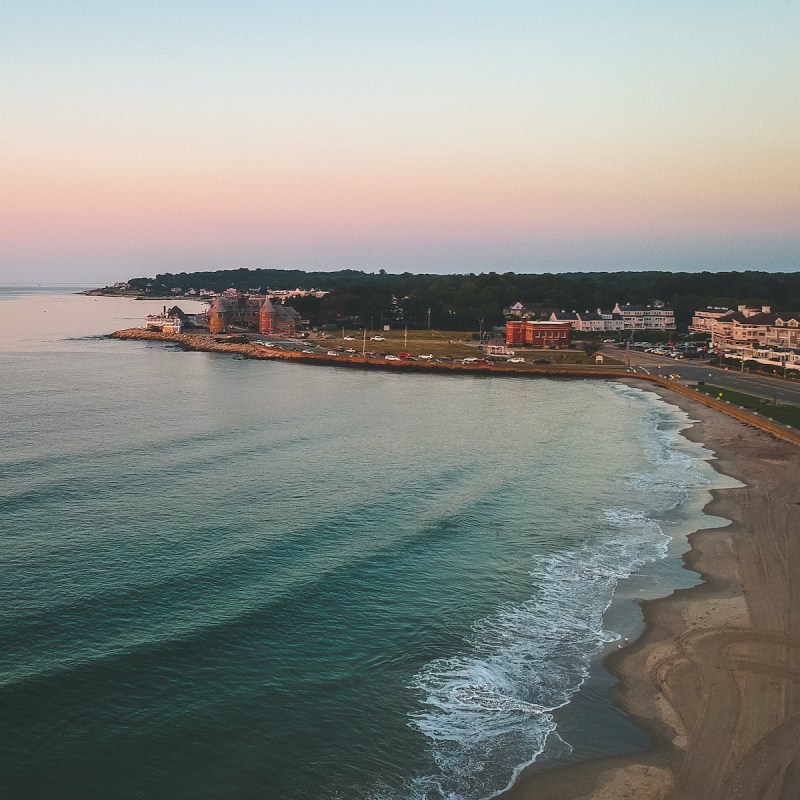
[136,285,800,376]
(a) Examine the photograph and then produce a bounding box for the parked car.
[371,336,386,341]
[385,354,400,361]
[327,350,339,356]
[507,357,525,363]
[343,336,355,341]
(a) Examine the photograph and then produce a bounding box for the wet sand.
[502,387,800,800]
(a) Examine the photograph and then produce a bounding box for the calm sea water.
[0,287,723,800]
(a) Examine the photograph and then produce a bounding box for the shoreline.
[499,386,800,800]
[112,326,800,797]
[110,327,800,448]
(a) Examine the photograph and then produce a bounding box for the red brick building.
[207,294,300,336]
[506,320,572,348]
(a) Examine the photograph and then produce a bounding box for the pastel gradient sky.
[3,1,799,283]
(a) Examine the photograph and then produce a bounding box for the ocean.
[0,287,729,800]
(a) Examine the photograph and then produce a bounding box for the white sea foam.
[399,389,712,800]
[405,522,670,800]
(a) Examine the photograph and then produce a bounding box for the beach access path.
[501,387,800,800]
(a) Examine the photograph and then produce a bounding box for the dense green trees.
[126,269,800,331]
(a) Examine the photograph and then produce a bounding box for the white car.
[259,342,275,347]
[507,357,525,363]
[327,350,339,356]
[384,354,400,361]
[302,349,315,354]
[371,336,386,341]
[343,336,355,341]
[417,354,434,360]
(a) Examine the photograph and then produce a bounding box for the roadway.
[238,332,800,405]
[608,346,800,406]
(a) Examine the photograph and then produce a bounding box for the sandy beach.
[502,386,800,800]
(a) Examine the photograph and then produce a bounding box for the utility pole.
[427,307,431,330]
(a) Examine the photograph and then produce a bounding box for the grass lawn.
[694,384,800,430]
[323,329,624,364]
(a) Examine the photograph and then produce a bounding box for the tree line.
[126,269,800,330]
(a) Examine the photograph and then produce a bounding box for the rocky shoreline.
[109,327,629,378]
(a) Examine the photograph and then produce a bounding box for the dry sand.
[502,386,800,800]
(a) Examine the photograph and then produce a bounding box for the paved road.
[608,346,800,405]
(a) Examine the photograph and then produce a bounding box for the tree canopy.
[125,269,800,330]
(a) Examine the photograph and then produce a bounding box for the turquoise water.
[0,288,718,799]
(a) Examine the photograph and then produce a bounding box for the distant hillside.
[121,269,800,330]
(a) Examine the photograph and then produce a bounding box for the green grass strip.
[693,384,800,430]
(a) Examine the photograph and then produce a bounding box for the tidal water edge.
[0,288,726,799]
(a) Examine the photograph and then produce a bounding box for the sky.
[2,1,799,283]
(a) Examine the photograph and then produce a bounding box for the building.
[705,306,800,351]
[688,307,732,335]
[207,294,300,336]
[550,309,623,333]
[597,310,625,332]
[506,320,572,348]
[145,306,184,333]
[503,301,549,320]
[612,303,676,331]
[486,344,515,357]
[550,310,578,325]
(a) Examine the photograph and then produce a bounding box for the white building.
[549,309,624,333]
[689,307,732,334]
[145,311,183,333]
[612,303,676,331]
[707,306,800,351]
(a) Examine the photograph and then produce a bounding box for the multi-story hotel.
[611,303,676,331]
[694,305,800,351]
